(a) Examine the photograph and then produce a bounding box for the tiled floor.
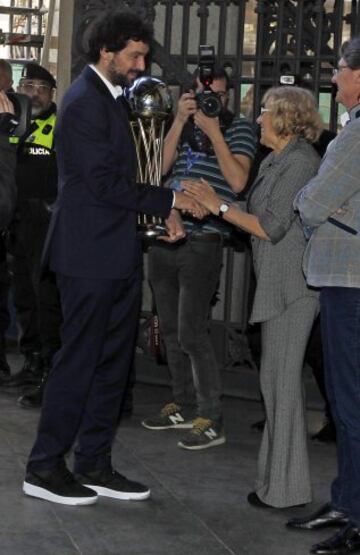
[0,352,337,555]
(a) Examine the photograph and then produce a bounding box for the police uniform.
[7,64,61,390]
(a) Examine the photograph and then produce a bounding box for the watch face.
[219,203,229,218]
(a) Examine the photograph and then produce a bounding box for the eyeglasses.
[260,107,270,114]
[332,65,350,75]
[19,82,52,94]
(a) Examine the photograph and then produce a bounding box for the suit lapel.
[83,66,137,177]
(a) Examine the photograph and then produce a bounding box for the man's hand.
[175,91,197,124]
[158,209,186,243]
[193,110,222,142]
[0,91,14,115]
[173,191,209,219]
[181,178,222,216]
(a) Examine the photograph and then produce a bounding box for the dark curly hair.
[87,11,153,63]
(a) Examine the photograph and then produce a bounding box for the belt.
[188,232,222,243]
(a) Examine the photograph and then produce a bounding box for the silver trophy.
[126,76,173,237]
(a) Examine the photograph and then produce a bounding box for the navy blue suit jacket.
[46,66,173,279]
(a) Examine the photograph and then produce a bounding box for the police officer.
[6,63,61,408]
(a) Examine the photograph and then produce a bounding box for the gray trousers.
[255,296,318,507]
[148,238,223,421]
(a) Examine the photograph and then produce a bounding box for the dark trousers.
[320,287,360,525]
[27,269,142,474]
[0,235,11,338]
[305,315,333,422]
[11,200,61,359]
[148,239,223,420]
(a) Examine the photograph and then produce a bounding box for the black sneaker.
[23,464,98,506]
[0,338,10,383]
[6,351,43,387]
[141,402,193,430]
[17,368,49,409]
[178,417,226,450]
[311,419,336,443]
[76,467,150,501]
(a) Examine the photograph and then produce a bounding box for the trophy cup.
[126,76,173,237]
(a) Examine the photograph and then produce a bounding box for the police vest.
[10,112,56,152]
[12,111,58,202]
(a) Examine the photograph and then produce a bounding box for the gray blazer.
[248,137,320,323]
[295,115,360,288]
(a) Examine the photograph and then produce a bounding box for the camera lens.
[198,92,222,118]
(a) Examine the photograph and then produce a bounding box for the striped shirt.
[171,116,256,235]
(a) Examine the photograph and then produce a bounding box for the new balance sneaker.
[141,402,193,430]
[177,417,226,450]
[76,467,150,501]
[23,463,98,506]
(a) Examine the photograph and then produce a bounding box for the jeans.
[148,237,223,421]
[320,287,360,526]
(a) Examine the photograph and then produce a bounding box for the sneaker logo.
[204,428,217,440]
[169,413,185,425]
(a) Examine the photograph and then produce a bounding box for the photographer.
[5,63,61,410]
[142,64,256,449]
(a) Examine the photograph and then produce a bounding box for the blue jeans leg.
[320,287,360,525]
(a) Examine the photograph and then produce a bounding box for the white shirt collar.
[89,64,123,99]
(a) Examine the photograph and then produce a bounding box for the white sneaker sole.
[141,421,193,430]
[23,481,98,506]
[177,436,226,450]
[83,484,151,501]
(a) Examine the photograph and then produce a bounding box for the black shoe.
[312,420,336,443]
[248,491,306,510]
[17,367,49,409]
[310,524,360,554]
[18,385,43,408]
[287,503,349,530]
[23,463,98,506]
[251,418,265,432]
[6,351,43,387]
[247,491,273,508]
[0,334,11,383]
[76,467,150,501]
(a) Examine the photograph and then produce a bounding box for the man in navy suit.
[22,10,200,506]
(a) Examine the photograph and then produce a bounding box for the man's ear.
[99,47,113,63]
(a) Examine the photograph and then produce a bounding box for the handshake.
[172,188,208,220]
[163,179,215,243]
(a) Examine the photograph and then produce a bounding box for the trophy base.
[137,223,166,238]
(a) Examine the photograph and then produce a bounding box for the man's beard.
[108,61,139,88]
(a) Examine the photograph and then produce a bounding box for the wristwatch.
[218,202,230,218]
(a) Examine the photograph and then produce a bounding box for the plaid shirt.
[295,105,360,288]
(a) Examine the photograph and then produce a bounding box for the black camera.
[195,45,222,118]
[0,93,31,137]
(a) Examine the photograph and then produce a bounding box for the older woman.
[183,86,323,508]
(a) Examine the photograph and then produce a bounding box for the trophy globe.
[126,76,173,120]
[126,76,173,237]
